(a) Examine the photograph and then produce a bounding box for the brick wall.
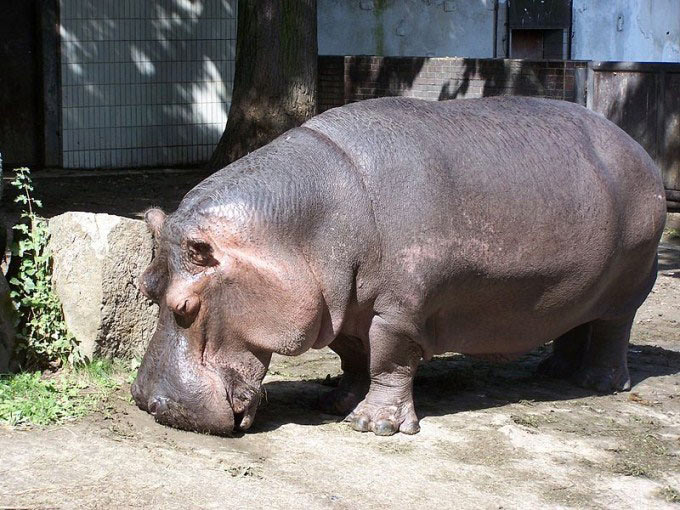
[318,56,587,112]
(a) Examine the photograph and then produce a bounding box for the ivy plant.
[8,167,79,369]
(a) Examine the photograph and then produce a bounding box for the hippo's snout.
[133,381,236,436]
[153,396,235,436]
[131,332,238,436]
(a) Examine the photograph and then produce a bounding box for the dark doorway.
[511,29,568,59]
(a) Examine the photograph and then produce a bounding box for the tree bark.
[208,0,318,170]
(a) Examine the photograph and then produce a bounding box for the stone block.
[48,212,158,360]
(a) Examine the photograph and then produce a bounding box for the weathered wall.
[318,0,498,58]
[572,0,680,62]
[586,62,680,202]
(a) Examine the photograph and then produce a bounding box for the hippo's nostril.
[148,396,169,416]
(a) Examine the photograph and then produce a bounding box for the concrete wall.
[318,0,499,58]
[59,0,236,169]
[572,0,680,62]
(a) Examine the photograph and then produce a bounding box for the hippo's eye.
[187,240,218,267]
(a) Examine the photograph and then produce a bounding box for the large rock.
[49,212,158,359]
[0,271,15,373]
[0,156,15,372]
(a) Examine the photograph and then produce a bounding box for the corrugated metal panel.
[59,0,236,169]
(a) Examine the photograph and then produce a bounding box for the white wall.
[572,0,680,62]
[318,0,498,58]
[60,0,237,169]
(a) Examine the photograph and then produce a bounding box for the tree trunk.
[208,0,318,170]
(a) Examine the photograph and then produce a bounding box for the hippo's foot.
[537,352,580,379]
[319,372,369,416]
[537,324,590,380]
[572,365,631,393]
[345,395,420,436]
[571,316,633,393]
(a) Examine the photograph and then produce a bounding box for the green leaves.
[8,168,80,369]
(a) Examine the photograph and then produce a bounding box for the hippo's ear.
[145,208,166,238]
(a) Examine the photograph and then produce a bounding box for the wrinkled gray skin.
[131,97,666,436]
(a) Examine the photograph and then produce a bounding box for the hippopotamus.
[131,96,666,436]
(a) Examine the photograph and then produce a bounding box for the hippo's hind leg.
[538,316,633,393]
[538,323,592,379]
[319,335,370,416]
[572,315,633,393]
[345,317,421,436]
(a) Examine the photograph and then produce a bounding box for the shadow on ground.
[658,243,680,272]
[1,169,210,223]
[250,342,680,434]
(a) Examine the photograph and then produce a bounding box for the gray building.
[318,0,680,62]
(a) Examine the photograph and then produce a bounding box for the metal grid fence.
[59,0,236,168]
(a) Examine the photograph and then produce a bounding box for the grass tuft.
[658,486,680,504]
[0,360,127,427]
[511,414,540,428]
[612,460,650,478]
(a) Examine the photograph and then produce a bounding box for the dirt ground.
[1,170,679,509]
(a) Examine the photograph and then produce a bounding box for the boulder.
[0,155,15,372]
[0,271,15,373]
[48,212,158,360]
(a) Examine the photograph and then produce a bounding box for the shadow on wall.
[438,59,573,100]
[345,56,428,100]
[60,0,236,169]
[336,56,582,106]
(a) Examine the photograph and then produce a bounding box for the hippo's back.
[304,97,666,354]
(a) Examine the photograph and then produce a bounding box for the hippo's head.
[131,206,327,435]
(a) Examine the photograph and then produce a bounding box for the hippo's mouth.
[220,367,262,431]
[152,397,236,436]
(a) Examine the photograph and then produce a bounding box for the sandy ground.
[1,171,679,509]
[0,242,678,509]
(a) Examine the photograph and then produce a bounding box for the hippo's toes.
[572,366,631,393]
[345,398,420,436]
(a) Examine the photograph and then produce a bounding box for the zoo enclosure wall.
[318,56,680,212]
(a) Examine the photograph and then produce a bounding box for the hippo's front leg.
[346,317,422,436]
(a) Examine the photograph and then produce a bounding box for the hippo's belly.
[416,268,603,358]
